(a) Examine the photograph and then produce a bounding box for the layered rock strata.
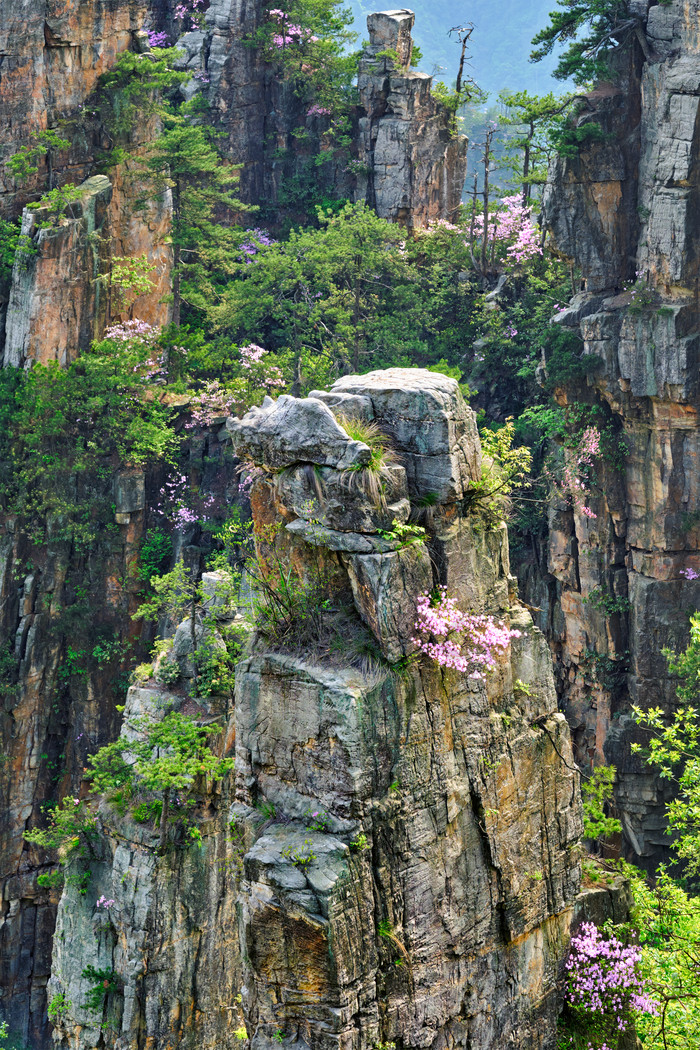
[0,423,239,1048]
[354,11,468,224]
[47,682,242,1050]
[530,0,700,867]
[227,369,582,1050]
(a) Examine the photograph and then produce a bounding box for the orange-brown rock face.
[530,0,700,870]
[0,0,152,214]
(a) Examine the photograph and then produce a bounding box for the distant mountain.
[350,0,564,99]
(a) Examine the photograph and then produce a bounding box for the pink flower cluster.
[681,567,700,580]
[238,462,264,494]
[174,0,207,30]
[184,379,236,430]
[565,923,658,1030]
[473,195,542,266]
[307,104,331,117]
[96,896,115,909]
[155,472,221,532]
[414,587,521,679]
[269,8,318,47]
[562,426,600,520]
[239,344,286,388]
[104,319,160,345]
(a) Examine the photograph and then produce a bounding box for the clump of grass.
[337,416,398,507]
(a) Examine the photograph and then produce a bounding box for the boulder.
[227,395,371,470]
[330,368,481,500]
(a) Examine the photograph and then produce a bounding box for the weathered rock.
[330,368,482,500]
[228,368,581,1050]
[276,461,410,533]
[285,519,400,554]
[227,395,372,471]
[343,545,432,661]
[527,0,700,869]
[354,11,468,225]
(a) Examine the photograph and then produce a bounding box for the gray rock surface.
[227,395,372,470]
[353,11,468,225]
[528,0,700,870]
[330,368,482,500]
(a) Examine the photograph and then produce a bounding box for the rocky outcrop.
[176,5,467,223]
[354,11,468,225]
[48,684,242,1050]
[3,173,171,368]
[533,0,700,869]
[42,369,582,1050]
[229,369,582,1050]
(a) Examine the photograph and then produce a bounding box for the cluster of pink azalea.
[239,463,264,494]
[239,344,285,387]
[681,567,700,580]
[414,587,521,679]
[104,319,160,345]
[307,104,331,117]
[184,379,236,430]
[562,426,601,520]
[269,8,318,47]
[565,923,658,1031]
[96,896,115,909]
[155,472,220,531]
[472,195,542,266]
[174,0,207,30]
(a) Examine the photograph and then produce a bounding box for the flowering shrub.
[253,0,358,137]
[413,587,521,679]
[238,228,277,261]
[562,426,600,520]
[559,922,658,1049]
[471,194,542,268]
[268,8,319,48]
[103,319,160,345]
[174,0,208,31]
[148,30,169,48]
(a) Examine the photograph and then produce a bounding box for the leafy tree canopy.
[531,0,655,85]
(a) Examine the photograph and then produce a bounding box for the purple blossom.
[148,30,169,48]
[681,567,700,580]
[564,922,658,1031]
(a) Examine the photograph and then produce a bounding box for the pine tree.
[531,0,654,85]
[145,102,249,326]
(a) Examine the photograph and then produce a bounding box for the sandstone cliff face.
[42,370,581,1050]
[0,0,173,362]
[533,0,700,868]
[226,370,581,1050]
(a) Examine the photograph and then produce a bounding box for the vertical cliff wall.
[0,426,238,1048]
[533,0,700,868]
